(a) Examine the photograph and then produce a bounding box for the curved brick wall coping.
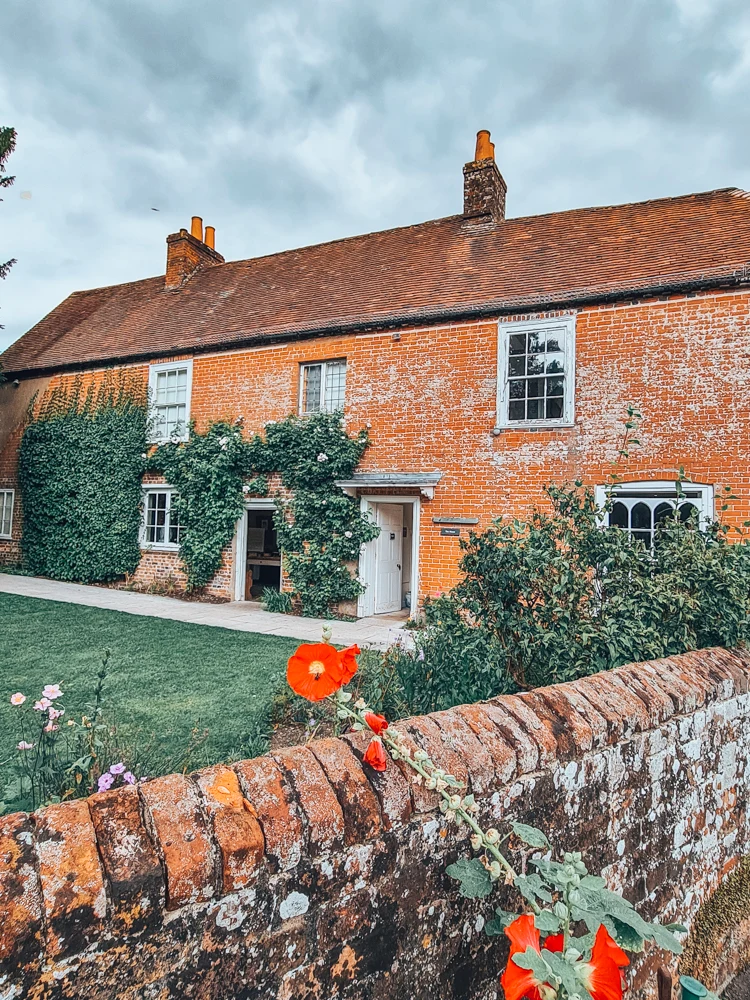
[1,646,749,998]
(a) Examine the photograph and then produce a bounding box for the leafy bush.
[391,481,750,699]
[18,374,147,582]
[261,587,293,614]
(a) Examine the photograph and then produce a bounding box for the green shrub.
[261,587,293,614]
[390,481,750,702]
[18,374,147,582]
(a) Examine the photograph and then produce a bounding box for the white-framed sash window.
[299,359,347,414]
[141,488,183,550]
[0,489,14,539]
[594,481,714,546]
[148,360,193,442]
[497,316,575,427]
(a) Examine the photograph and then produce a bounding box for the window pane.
[508,400,525,421]
[509,379,525,399]
[324,360,346,411]
[609,501,629,528]
[508,333,526,355]
[679,502,698,524]
[546,376,564,397]
[0,492,11,535]
[508,356,525,377]
[545,353,565,374]
[545,396,563,419]
[527,398,543,420]
[526,378,544,398]
[631,502,652,531]
[654,502,673,524]
[546,336,562,353]
[527,354,545,375]
[632,530,651,546]
[303,365,322,412]
[528,331,545,353]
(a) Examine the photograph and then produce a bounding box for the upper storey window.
[497,317,575,427]
[148,360,193,442]
[299,360,347,414]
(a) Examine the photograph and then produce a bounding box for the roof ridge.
[509,186,743,224]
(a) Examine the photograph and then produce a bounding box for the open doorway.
[358,497,419,618]
[240,506,281,601]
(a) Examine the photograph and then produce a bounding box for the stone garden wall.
[2,646,750,999]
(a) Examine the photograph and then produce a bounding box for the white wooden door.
[374,504,403,614]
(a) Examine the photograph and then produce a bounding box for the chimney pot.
[204,225,215,250]
[190,216,203,241]
[165,219,224,289]
[475,129,495,162]
[463,129,506,223]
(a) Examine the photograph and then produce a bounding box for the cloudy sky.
[1,0,749,352]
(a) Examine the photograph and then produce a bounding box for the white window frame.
[148,360,193,444]
[496,315,576,429]
[594,481,715,539]
[0,489,14,539]
[140,487,183,551]
[298,359,347,415]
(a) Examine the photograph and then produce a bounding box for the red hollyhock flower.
[501,915,562,1000]
[286,643,345,701]
[339,644,360,683]
[364,711,388,735]
[363,736,388,771]
[578,924,629,1000]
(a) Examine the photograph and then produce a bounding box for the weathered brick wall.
[1,647,749,999]
[1,287,749,603]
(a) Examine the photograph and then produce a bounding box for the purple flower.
[98,773,114,792]
[417,649,425,662]
[123,772,136,785]
[109,762,126,775]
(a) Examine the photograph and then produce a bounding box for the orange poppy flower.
[578,924,629,1000]
[364,711,388,735]
[501,915,562,1000]
[287,643,345,701]
[339,644,360,683]
[363,736,388,771]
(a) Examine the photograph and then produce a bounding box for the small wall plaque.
[440,527,461,536]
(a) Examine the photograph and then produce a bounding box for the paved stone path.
[0,573,410,650]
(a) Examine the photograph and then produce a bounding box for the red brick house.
[1,131,749,616]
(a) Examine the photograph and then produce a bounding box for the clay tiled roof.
[3,187,750,376]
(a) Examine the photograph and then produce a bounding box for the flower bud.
[485,828,500,845]
[354,698,367,710]
[489,861,502,881]
[470,834,483,851]
[554,901,568,919]
[351,722,364,731]
[445,809,456,823]
[414,750,428,762]
[449,794,461,809]
[336,709,349,719]
[339,691,352,703]
[425,776,438,790]
[439,800,448,813]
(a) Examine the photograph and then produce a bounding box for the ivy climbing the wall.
[259,412,380,617]
[147,420,252,590]
[18,374,147,582]
[148,410,378,614]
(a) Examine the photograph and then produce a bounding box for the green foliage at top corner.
[18,373,148,583]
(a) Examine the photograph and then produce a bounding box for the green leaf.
[515,873,553,905]
[485,909,517,936]
[512,947,552,983]
[579,875,606,890]
[446,857,494,899]
[646,921,683,955]
[542,950,594,1000]
[534,909,561,933]
[665,922,688,934]
[511,822,550,849]
[609,915,645,953]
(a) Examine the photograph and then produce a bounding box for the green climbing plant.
[18,373,147,582]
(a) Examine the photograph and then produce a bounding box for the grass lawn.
[0,593,300,770]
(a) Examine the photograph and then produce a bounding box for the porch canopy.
[334,472,443,500]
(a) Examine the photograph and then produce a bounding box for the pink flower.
[42,684,63,700]
[43,722,59,733]
[10,693,26,706]
[48,707,64,721]
[33,698,52,712]
[98,773,114,792]
[16,741,34,750]
[109,762,126,775]
[123,772,136,785]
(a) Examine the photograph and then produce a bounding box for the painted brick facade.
[1,286,749,604]
[1,647,749,998]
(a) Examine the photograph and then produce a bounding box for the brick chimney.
[463,130,507,222]
[165,216,224,289]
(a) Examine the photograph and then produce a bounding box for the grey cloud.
[1,0,749,349]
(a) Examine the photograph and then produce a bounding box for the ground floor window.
[142,489,183,549]
[595,482,714,547]
[0,489,14,538]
